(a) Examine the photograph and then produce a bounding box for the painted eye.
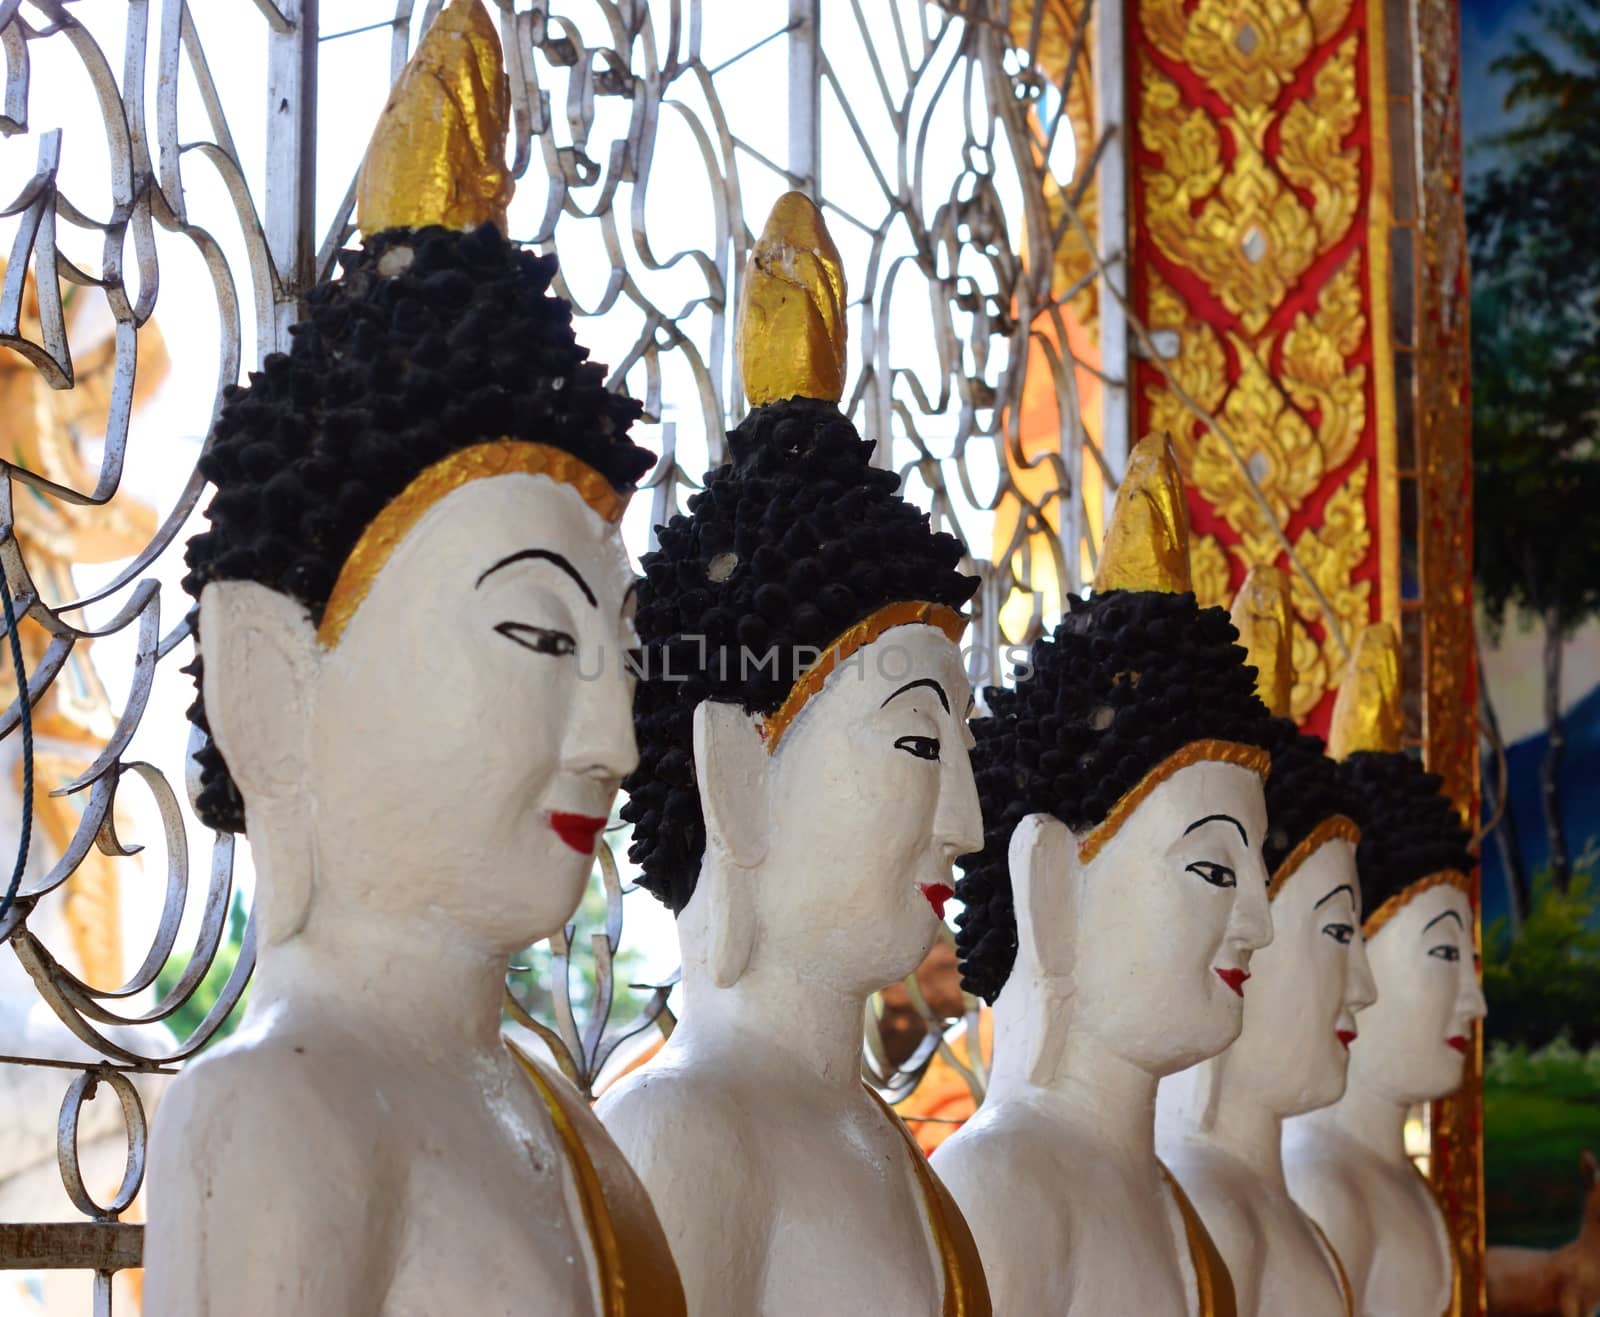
[895,735,941,761]
[1186,861,1236,889]
[1428,945,1461,963]
[497,622,576,657]
[1323,923,1355,945]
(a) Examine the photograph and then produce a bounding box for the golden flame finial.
[1229,565,1294,718]
[355,0,514,236]
[1328,622,1404,759]
[737,192,847,407]
[1093,432,1191,594]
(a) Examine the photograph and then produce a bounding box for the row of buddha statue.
[141,5,1485,1313]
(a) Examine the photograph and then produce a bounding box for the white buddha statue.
[596,193,992,1317]
[933,434,1278,1316]
[143,6,684,1312]
[1157,566,1377,1317]
[1284,623,1486,1317]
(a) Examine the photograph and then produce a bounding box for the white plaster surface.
[1158,837,1377,1317]
[597,624,983,1317]
[1286,881,1486,1317]
[142,473,649,1316]
[932,760,1272,1316]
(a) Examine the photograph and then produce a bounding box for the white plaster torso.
[1284,880,1485,1317]
[1157,837,1375,1317]
[143,472,650,1316]
[597,624,982,1317]
[933,759,1273,1316]
[939,1088,1205,1314]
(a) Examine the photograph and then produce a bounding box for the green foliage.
[1484,1039,1600,1248]
[156,890,250,1050]
[505,862,650,1034]
[1485,869,1600,1049]
[1467,0,1600,637]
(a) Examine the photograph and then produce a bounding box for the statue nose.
[562,679,639,783]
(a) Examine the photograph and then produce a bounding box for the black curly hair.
[1261,727,1366,878]
[953,589,1278,1004]
[182,222,652,833]
[622,396,979,912]
[1342,750,1475,925]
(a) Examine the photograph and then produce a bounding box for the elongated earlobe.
[692,701,769,985]
[199,581,320,944]
[1012,813,1075,978]
[1009,812,1077,1085]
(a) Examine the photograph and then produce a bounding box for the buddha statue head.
[956,436,1278,1082]
[1329,624,1485,1106]
[1179,567,1377,1122]
[182,0,652,952]
[623,193,981,997]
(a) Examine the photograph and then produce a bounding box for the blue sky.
[1461,0,1555,174]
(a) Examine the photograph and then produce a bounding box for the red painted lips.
[920,883,954,920]
[550,812,607,855]
[1214,967,1250,997]
[1446,1035,1471,1055]
[1337,1029,1358,1050]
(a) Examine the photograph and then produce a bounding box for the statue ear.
[1010,812,1076,979]
[693,700,769,868]
[691,701,769,987]
[199,581,320,944]
[1009,812,1077,1086]
[1582,1149,1597,1187]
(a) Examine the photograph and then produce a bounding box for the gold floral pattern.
[1189,534,1233,610]
[1134,0,1380,724]
[1286,465,1371,718]
[1139,38,1360,336]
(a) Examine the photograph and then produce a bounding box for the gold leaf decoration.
[1135,0,1377,726]
[1281,256,1368,470]
[1190,335,1319,563]
[1140,63,1321,335]
[1190,533,1234,610]
[1146,272,1228,468]
[1286,463,1371,717]
[1277,36,1362,253]
[1289,616,1333,722]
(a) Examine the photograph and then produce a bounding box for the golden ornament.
[1327,621,1404,758]
[737,191,848,407]
[1230,564,1294,718]
[355,0,514,236]
[1093,431,1192,595]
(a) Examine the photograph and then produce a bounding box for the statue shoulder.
[144,1036,398,1315]
[932,1107,1075,1311]
[153,1032,388,1181]
[1285,1152,1376,1295]
[596,1062,768,1201]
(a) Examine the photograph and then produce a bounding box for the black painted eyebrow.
[881,678,950,714]
[1314,883,1356,910]
[475,549,596,606]
[1421,909,1464,933]
[1183,813,1248,845]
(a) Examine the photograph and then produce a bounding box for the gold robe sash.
[1307,1216,1356,1317]
[867,1086,993,1316]
[509,1043,687,1317]
[1160,1163,1240,1317]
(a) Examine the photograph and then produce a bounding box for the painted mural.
[1465,0,1600,1255]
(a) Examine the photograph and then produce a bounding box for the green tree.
[156,891,251,1050]
[1484,869,1600,1050]
[1468,0,1600,898]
